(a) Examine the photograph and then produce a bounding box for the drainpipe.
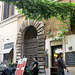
[62,35,66,60]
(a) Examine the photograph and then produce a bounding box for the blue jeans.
[58,71,65,75]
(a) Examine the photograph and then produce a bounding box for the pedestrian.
[57,53,69,75]
[14,61,18,68]
[32,57,39,75]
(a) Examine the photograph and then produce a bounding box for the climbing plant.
[0,0,75,36]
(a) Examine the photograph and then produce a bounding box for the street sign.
[15,58,27,75]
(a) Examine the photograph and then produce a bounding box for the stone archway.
[16,20,46,75]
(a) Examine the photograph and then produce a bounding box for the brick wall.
[43,0,75,39]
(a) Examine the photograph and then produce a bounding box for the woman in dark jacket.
[32,57,39,75]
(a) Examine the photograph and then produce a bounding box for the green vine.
[0,0,75,36]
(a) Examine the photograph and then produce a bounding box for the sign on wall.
[66,52,75,66]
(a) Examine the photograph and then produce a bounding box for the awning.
[55,49,63,54]
[1,48,12,54]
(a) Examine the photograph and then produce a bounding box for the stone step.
[37,31,45,35]
[36,22,41,29]
[38,54,44,58]
[17,32,22,35]
[37,28,44,34]
[38,62,44,66]
[38,58,45,62]
[38,39,45,43]
[37,34,46,40]
[37,24,44,31]
[37,51,44,54]
[38,46,45,50]
[39,69,45,73]
[39,65,45,69]
[17,35,22,38]
[17,38,22,40]
[16,53,21,56]
[16,51,21,54]
[38,43,45,47]
[16,45,22,47]
[16,41,22,44]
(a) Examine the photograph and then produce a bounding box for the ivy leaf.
[47,31,49,34]
[49,33,53,37]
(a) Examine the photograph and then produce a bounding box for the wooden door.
[51,45,62,67]
[24,38,37,66]
[51,45,62,75]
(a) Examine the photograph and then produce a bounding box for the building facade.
[45,0,75,75]
[0,1,46,75]
[0,0,75,75]
[0,1,18,63]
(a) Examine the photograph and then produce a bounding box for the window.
[0,6,1,22]
[3,3,14,20]
[71,13,75,34]
[4,42,14,49]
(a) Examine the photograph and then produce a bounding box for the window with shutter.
[11,4,14,15]
[3,3,9,20]
[0,6,1,22]
[3,3,14,20]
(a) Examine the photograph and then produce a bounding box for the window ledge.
[0,14,19,24]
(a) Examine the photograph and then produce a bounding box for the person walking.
[32,57,39,75]
[57,53,69,75]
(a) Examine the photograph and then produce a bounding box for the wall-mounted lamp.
[43,22,46,25]
[44,49,48,54]
[68,46,72,51]
[7,39,10,40]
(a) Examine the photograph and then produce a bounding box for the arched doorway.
[23,26,37,66]
[16,20,45,75]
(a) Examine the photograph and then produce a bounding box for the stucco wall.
[45,35,75,75]
[45,39,62,75]
[65,35,75,75]
[0,1,2,22]
[0,15,18,63]
[0,17,18,40]
[66,35,75,52]
[17,15,25,32]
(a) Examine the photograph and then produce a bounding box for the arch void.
[24,26,37,40]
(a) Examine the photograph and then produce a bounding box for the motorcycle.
[0,64,16,75]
